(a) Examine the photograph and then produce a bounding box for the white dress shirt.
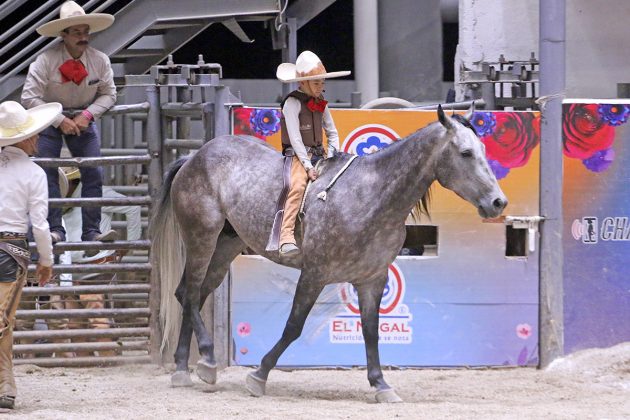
[0,147,53,266]
[21,43,117,127]
[64,184,142,262]
[282,93,340,170]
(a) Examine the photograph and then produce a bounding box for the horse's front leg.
[246,273,324,397]
[356,276,403,403]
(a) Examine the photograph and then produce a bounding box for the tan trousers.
[15,293,115,358]
[0,274,26,398]
[279,155,309,246]
[53,293,115,357]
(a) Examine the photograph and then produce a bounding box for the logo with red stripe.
[340,263,406,315]
[341,124,400,155]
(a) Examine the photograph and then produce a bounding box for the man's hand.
[73,114,91,132]
[59,117,81,136]
[36,264,53,286]
[307,167,319,181]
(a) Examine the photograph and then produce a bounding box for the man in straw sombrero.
[0,100,61,410]
[22,1,118,245]
[275,51,350,255]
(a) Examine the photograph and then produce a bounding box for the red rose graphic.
[563,104,614,159]
[481,112,540,169]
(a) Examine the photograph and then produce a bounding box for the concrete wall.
[456,0,630,101]
[378,0,443,102]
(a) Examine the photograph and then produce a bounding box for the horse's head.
[434,106,508,218]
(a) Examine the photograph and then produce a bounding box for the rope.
[316,155,358,201]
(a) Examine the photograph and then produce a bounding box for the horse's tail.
[149,157,189,354]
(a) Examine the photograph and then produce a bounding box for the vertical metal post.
[481,83,496,110]
[213,86,230,138]
[146,84,163,363]
[176,76,192,157]
[354,0,379,104]
[211,83,230,368]
[114,114,124,185]
[281,17,297,98]
[539,0,565,368]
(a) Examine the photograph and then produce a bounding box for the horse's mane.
[408,115,478,222]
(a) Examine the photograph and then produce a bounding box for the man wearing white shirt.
[0,100,60,410]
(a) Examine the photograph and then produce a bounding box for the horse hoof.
[245,372,266,397]
[171,371,193,387]
[375,388,403,403]
[196,360,217,385]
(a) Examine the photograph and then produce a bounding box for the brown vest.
[280,90,324,151]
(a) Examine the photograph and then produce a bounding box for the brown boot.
[0,279,24,406]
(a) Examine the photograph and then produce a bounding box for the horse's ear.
[437,104,454,130]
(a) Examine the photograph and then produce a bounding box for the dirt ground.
[4,342,629,419]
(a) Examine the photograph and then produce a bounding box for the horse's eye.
[461,150,473,158]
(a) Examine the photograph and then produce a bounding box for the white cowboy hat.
[276,50,351,83]
[37,1,114,37]
[0,101,62,147]
[58,166,81,198]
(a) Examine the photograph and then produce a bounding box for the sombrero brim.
[277,63,351,83]
[37,14,114,37]
[0,103,62,147]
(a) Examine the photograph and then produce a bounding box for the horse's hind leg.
[246,272,324,397]
[172,232,245,386]
[356,275,403,403]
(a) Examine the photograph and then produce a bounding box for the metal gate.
[13,59,241,367]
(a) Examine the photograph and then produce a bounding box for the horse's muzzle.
[478,196,507,218]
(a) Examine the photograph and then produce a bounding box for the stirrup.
[279,243,299,255]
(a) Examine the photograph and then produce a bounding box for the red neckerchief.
[307,97,328,113]
[59,59,88,85]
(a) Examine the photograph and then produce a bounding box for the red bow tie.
[59,59,88,85]
[307,97,328,113]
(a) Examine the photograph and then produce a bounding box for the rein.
[316,155,359,201]
[299,155,358,216]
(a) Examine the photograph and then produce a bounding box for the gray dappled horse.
[150,106,507,403]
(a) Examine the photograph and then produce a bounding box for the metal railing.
[13,58,240,367]
[14,100,157,367]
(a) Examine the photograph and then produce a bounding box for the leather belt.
[0,232,26,240]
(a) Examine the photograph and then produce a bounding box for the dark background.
[172,0,355,80]
[3,0,456,81]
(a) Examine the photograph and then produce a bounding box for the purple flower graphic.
[249,109,281,136]
[487,159,510,180]
[356,135,389,155]
[471,112,496,136]
[598,104,630,126]
[582,147,615,172]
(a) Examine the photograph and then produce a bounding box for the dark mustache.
[77,41,89,45]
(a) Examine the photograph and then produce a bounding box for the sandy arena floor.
[4,342,629,419]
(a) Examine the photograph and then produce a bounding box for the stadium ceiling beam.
[222,18,255,43]
[286,0,337,30]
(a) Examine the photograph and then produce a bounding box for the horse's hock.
[14,61,241,367]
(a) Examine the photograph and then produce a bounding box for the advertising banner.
[231,107,541,366]
[562,100,630,353]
